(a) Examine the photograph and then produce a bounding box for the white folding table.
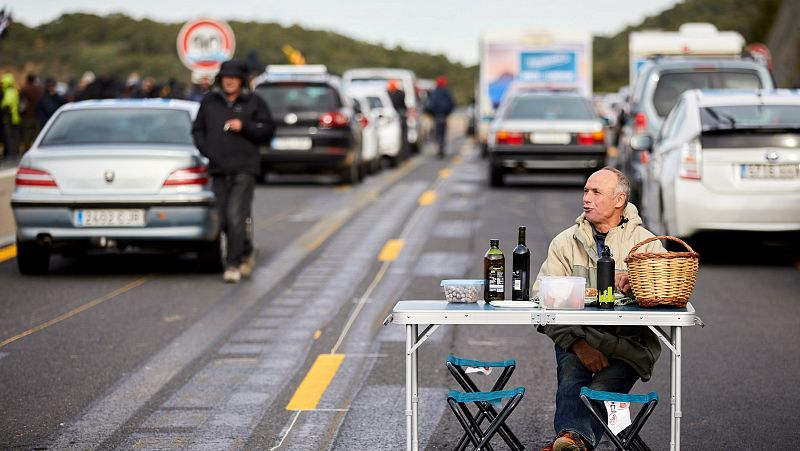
[386,300,703,451]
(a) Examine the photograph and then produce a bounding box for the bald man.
[535,167,665,451]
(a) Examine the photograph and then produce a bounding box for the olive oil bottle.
[484,239,505,301]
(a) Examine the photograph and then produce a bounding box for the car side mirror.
[629,135,653,152]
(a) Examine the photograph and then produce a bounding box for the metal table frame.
[387,300,703,451]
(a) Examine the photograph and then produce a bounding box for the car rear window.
[700,104,800,131]
[367,96,384,109]
[503,97,596,120]
[40,108,194,146]
[653,71,763,117]
[255,83,341,115]
[349,78,409,93]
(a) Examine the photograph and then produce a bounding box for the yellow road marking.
[451,155,462,164]
[333,184,352,192]
[314,330,322,340]
[418,190,436,206]
[378,239,405,262]
[0,276,150,350]
[0,244,16,263]
[286,354,345,410]
[438,168,451,179]
[607,146,619,157]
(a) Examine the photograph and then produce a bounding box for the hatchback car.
[347,86,403,165]
[486,91,606,186]
[618,58,775,204]
[11,99,221,274]
[636,89,800,238]
[253,65,363,184]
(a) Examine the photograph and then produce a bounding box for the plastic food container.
[539,276,586,309]
[441,279,485,303]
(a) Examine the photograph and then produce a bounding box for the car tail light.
[163,166,209,186]
[496,130,524,145]
[407,106,417,120]
[633,112,647,134]
[319,111,349,128]
[577,130,604,145]
[679,138,702,180]
[15,167,58,187]
[358,115,369,128]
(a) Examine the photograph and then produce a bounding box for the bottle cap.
[602,245,612,258]
[490,239,499,246]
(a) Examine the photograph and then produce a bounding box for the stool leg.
[458,402,495,451]
[449,398,482,450]
[474,394,524,451]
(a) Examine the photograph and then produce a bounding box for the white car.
[635,89,800,238]
[347,92,381,174]
[342,68,424,151]
[347,87,403,164]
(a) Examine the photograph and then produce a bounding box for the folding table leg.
[412,324,419,451]
[406,324,414,451]
[673,326,682,451]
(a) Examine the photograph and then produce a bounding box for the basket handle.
[627,235,696,258]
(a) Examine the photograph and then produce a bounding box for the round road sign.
[177,19,236,72]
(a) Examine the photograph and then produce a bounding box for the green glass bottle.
[484,239,505,302]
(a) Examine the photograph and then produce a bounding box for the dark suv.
[253,65,363,184]
[618,58,775,204]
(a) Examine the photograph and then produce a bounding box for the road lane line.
[0,244,16,262]
[286,353,345,410]
[378,239,405,262]
[0,276,150,350]
[418,190,436,206]
[255,205,304,231]
[438,168,451,179]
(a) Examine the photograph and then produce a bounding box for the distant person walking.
[192,60,275,283]
[20,73,43,152]
[387,79,409,160]
[1,73,21,160]
[36,78,66,126]
[425,76,455,158]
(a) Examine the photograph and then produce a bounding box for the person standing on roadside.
[20,73,43,152]
[425,75,455,158]
[192,60,275,283]
[1,73,21,160]
[36,78,66,126]
[387,79,409,160]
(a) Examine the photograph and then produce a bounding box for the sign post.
[177,19,236,81]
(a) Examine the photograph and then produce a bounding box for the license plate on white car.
[740,164,799,179]
[271,137,312,150]
[531,132,571,145]
[74,209,146,227]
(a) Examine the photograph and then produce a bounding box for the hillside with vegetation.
[0,0,791,102]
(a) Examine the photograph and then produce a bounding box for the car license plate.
[531,132,570,145]
[271,137,312,150]
[74,209,146,227]
[740,164,799,179]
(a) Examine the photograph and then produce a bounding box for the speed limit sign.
[176,19,236,72]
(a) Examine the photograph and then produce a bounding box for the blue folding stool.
[447,387,526,451]
[579,387,659,451]
[445,355,525,450]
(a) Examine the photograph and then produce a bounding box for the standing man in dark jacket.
[387,79,409,160]
[425,76,455,158]
[192,60,274,283]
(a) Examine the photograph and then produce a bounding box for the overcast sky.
[9,0,680,65]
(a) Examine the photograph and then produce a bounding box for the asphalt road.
[0,130,798,450]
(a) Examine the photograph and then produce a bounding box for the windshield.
[255,84,341,115]
[700,105,800,131]
[503,96,596,120]
[40,108,193,146]
[653,71,763,117]
[367,96,384,109]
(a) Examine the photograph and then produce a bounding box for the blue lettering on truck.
[519,51,578,83]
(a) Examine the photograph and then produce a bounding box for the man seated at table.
[534,167,665,451]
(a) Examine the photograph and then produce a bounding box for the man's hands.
[572,339,609,373]
[224,119,243,133]
[615,272,631,294]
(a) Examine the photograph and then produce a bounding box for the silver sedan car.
[11,99,221,274]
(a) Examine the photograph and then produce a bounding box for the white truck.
[629,23,745,87]
[476,30,593,149]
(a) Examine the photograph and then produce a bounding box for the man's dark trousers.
[213,173,255,268]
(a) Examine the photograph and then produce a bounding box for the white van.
[343,68,424,151]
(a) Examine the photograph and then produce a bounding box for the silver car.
[487,91,607,186]
[11,99,221,274]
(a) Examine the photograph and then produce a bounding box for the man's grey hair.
[601,166,630,205]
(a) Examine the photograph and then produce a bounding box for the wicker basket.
[625,236,700,307]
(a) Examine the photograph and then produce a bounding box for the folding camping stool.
[445,355,525,451]
[447,387,525,451]
[579,387,659,451]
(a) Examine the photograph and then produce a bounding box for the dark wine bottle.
[512,226,530,301]
[484,239,505,302]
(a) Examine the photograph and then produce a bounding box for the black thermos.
[597,245,615,309]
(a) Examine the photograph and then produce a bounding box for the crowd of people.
[0,71,213,161]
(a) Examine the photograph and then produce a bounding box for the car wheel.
[340,163,360,185]
[489,162,504,187]
[17,240,50,275]
[196,235,224,273]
